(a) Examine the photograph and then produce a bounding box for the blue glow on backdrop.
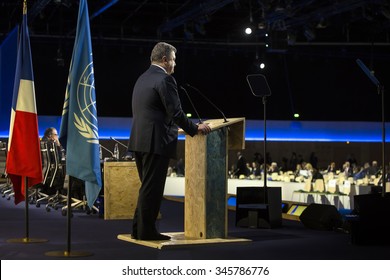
[0,116,389,142]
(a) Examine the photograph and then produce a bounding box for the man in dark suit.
[128,42,211,240]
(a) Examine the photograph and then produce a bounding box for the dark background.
[1,0,390,122]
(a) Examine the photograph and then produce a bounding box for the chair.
[60,176,99,216]
[338,180,351,209]
[292,177,312,202]
[37,141,67,210]
[0,141,13,199]
[312,179,326,203]
[29,141,51,206]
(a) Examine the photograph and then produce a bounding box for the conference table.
[163,176,373,210]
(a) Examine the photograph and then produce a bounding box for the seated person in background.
[368,160,379,177]
[342,161,353,177]
[354,162,370,180]
[175,158,184,177]
[250,161,261,178]
[42,127,65,161]
[304,163,314,178]
[293,163,305,181]
[311,167,324,182]
[234,151,250,178]
[326,162,337,173]
[268,162,279,174]
[41,127,66,194]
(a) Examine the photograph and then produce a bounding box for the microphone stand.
[246,74,272,205]
[110,137,128,149]
[379,84,386,197]
[185,83,228,123]
[179,86,203,124]
[356,59,386,197]
[100,144,114,158]
[262,96,267,197]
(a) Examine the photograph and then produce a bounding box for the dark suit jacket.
[128,65,198,159]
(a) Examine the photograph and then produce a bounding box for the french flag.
[6,2,42,204]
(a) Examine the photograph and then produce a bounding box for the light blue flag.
[60,0,101,208]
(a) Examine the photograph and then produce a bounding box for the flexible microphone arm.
[185,83,228,123]
[356,59,380,88]
[99,144,114,157]
[179,86,203,124]
[110,137,128,149]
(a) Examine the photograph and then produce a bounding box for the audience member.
[342,161,353,177]
[326,162,337,173]
[268,162,279,174]
[368,160,379,177]
[234,151,249,177]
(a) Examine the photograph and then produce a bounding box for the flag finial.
[23,0,27,14]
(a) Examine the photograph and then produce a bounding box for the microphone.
[110,137,128,149]
[99,144,114,157]
[185,83,228,123]
[179,86,203,124]
[356,59,381,88]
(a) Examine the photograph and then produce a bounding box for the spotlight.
[293,113,300,118]
[259,63,265,69]
[245,27,253,35]
[258,22,266,30]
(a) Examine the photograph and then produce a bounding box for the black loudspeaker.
[299,204,342,230]
[236,187,282,228]
[350,193,390,245]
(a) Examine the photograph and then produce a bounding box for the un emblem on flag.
[74,62,99,144]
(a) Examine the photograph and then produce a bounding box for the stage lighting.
[245,27,253,35]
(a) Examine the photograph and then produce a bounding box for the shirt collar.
[152,63,167,73]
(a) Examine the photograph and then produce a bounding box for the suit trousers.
[132,151,170,239]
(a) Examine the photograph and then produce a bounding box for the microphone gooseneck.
[185,83,228,123]
[109,136,128,149]
[99,144,114,157]
[179,86,203,124]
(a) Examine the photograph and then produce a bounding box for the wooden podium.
[104,161,141,220]
[117,117,249,248]
[184,117,245,239]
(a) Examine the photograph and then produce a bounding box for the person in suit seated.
[42,127,64,159]
[268,162,279,174]
[368,160,380,177]
[250,161,261,178]
[354,162,370,180]
[326,162,337,174]
[342,161,353,178]
[128,42,211,241]
[41,127,66,193]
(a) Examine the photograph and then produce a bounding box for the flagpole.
[45,0,97,258]
[45,176,92,257]
[7,177,48,244]
[6,0,47,244]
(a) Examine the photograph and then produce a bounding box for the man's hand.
[197,123,212,135]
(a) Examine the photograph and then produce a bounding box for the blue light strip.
[90,0,120,20]
[0,116,389,142]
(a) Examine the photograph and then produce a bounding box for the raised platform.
[117,232,251,249]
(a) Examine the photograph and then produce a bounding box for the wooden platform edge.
[117,232,252,250]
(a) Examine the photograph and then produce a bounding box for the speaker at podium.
[235,187,282,229]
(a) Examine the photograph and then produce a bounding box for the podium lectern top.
[179,117,245,150]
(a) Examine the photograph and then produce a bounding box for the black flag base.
[45,250,93,258]
[7,237,48,243]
